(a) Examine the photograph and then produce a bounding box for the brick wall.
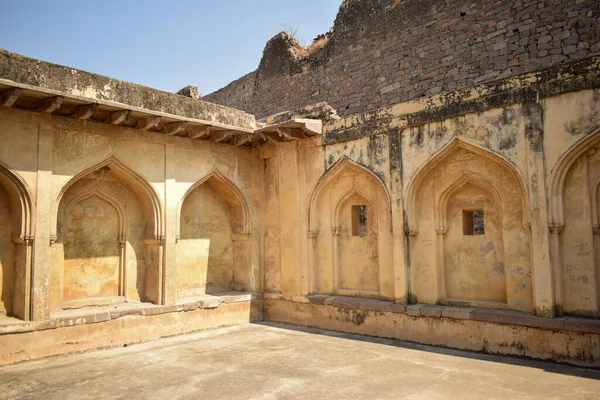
[204,0,600,118]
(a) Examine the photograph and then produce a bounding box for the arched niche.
[0,161,34,321]
[176,169,251,299]
[405,138,532,312]
[548,129,600,317]
[52,157,164,310]
[308,158,393,299]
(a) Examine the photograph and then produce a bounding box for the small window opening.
[463,209,485,236]
[352,205,368,237]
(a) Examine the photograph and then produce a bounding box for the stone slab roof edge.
[0,49,256,130]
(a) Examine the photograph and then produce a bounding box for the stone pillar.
[12,235,33,320]
[32,122,54,321]
[163,142,177,305]
[306,231,319,294]
[118,234,127,298]
[594,224,600,313]
[523,102,555,317]
[389,128,409,303]
[331,226,341,293]
[278,144,302,296]
[435,228,447,300]
[144,237,165,305]
[548,223,564,316]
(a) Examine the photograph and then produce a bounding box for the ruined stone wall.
[259,55,600,322]
[205,0,600,118]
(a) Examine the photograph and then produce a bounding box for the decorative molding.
[409,229,418,237]
[307,231,319,239]
[12,234,33,245]
[435,227,447,235]
[332,226,342,236]
[49,234,57,245]
[593,224,600,236]
[549,224,565,235]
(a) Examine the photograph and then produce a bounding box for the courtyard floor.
[0,322,599,399]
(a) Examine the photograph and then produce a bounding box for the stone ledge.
[293,295,600,334]
[0,293,261,336]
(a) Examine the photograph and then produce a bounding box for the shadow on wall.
[53,164,156,309]
[177,174,250,298]
[0,184,15,316]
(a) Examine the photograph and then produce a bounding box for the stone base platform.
[0,293,262,365]
[262,294,600,368]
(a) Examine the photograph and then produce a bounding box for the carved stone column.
[332,226,341,294]
[118,234,127,298]
[306,231,319,294]
[12,235,34,320]
[435,227,447,300]
[594,224,600,313]
[549,223,565,316]
[144,236,165,305]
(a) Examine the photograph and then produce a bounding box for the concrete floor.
[1,322,599,400]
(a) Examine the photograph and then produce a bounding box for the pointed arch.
[63,188,126,240]
[437,172,502,233]
[52,156,163,240]
[0,160,34,240]
[405,137,529,234]
[176,167,250,238]
[549,129,600,226]
[333,185,379,230]
[308,157,391,233]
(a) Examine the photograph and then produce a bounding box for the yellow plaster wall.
[0,184,15,315]
[178,181,234,296]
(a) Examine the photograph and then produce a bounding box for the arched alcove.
[0,161,34,321]
[439,174,506,303]
[176,169,250,299]
[405,138,532,312]
[549,130,600,317]
[308,158,393,299]
[52,158,163,310]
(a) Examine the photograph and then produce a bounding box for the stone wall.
[205,0,600,118]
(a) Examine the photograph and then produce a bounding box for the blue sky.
[0,1,341,94]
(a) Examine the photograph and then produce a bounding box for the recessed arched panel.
[0,162,34,321]
[442,180,506,303]
[407,138,532,312]
[552,132,600,317]
[0,183,16,317]
[63,194,121,300]
[52,161,155,310]
[335,190,379,294]
[177,169,251,299]
[308,157,393,299]
[52,156,162,241]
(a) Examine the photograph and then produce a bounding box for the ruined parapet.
[177,85,201,100]
[261,102,340,126]
[205,0,600,119]
[0,50,255,129]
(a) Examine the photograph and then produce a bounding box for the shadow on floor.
[252,321,600,380]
